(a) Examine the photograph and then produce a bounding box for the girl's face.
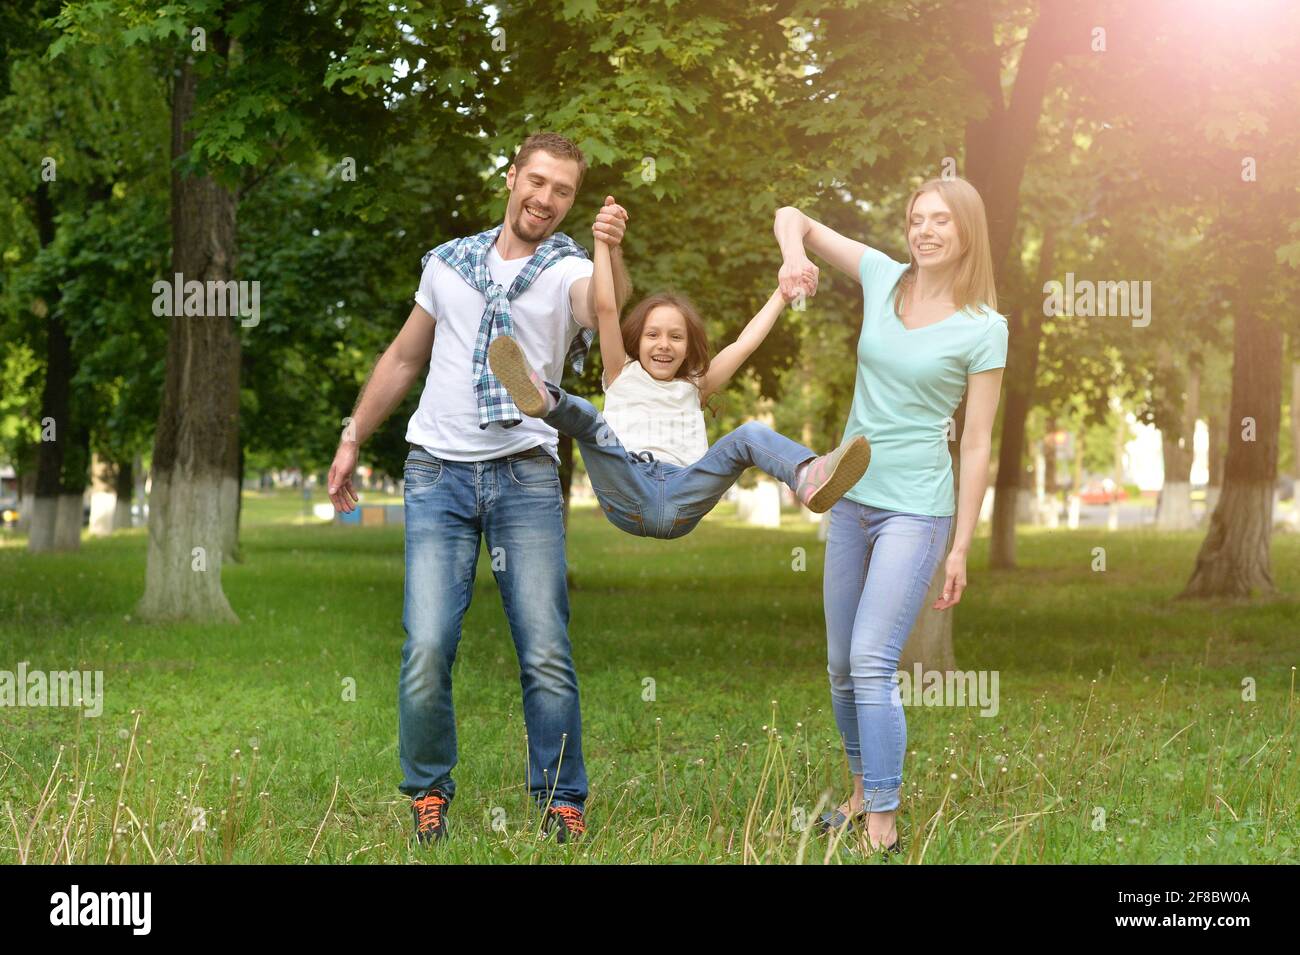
[908,191,962,271]
[638,305,689,381]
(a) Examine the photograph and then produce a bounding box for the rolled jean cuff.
[861,784,901,813]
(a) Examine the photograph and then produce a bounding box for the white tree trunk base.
[52,494,83,551]
[89,491,116,537]
[113,497,133,530]
[1180,480,1275,598]
[1155,481,1195,530]
[27,497,58,552]
[137,470,238,623]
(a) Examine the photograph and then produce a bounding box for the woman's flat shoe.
[815,806,867,833]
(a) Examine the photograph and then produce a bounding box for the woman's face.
[908,191,962,271]
[638,306,689,381]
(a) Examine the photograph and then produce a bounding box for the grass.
[0,489,1296,864]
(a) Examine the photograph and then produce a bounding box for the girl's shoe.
[795,435,872,513]
[488,335,555,417]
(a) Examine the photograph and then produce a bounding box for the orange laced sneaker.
[411,787,449,844]
[542,804,586,844]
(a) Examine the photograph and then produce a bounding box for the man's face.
[505,151,582,243]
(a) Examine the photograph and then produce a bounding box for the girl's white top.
[601,358,709,467]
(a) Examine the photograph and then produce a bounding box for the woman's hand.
[932,549,967,610]
[778,256,818,300]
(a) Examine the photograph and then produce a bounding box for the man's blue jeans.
[398,445,587,811]
[541,383,818,538]
[822,498,951,812]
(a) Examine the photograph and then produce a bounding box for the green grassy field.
[1,490,1296,864]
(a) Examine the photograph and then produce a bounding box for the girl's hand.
[592,195,628,247]
[932,549,967,610]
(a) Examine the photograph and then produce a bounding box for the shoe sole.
[488,336,547,418]
[806,436,872,513]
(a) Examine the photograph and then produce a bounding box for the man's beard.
[512,206,555,242]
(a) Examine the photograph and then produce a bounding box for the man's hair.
[511,132,588,190]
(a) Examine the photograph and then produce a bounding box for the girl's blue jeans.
[542,383,817,539]
[822,497,951,812]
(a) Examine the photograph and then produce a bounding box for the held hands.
[593,195,629,248]
[932,549,967,611]
[778,256,819,301]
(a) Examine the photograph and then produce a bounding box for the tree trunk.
[221,433,243,563]
[51,421,90,551]
[989,316,1034,568]
[1180,309,1282,598]
[1156,359,1199,530]
[990,228,1053,568]
[1292,360,1300,482]
[137,54,241,624]
[88,453,116,537]
[1205,395,1225,517]
[28,181,69,554]
[112,457,134,530]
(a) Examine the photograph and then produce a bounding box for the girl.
[774,177,1007,854]
[486,230,872,540]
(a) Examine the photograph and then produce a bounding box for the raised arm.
[571,195,631,331]
[774,205,869,296]
[327,302,434,512]
[697,288,790,405]
[593,238,629,389]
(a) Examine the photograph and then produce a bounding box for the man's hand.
[327,440,361,513]
[593,195,628,247]
[778,256,819,300]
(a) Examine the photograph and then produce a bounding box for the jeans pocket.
[507,452,560,489]
[666,497,715,539]
[593,486,647,537]
[404,453,443,490]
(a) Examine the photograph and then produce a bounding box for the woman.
[773,177,1007,854]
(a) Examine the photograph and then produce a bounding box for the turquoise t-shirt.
[840,246,1009,517]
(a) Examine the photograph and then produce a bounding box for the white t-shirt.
[601,358,710,467]
[406,244,594,463]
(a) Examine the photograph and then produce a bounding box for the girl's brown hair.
[618,292,724,417]
[891,176,999,319]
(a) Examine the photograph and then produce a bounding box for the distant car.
[0,496,17,525]
[1079,478,1128,505]
[1278,474,1295,501]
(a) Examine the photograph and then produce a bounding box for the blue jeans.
[822,498,951,812]
[541,384,818,539]
[398,445,587,811]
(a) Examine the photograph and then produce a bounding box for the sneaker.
[410,788,449,844]
[795,435,872,513]
[541,804,586,844]
[488,335,554,417]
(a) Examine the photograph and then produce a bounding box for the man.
[327,132,630,844]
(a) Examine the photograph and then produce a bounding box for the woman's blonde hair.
[892,176,998,318]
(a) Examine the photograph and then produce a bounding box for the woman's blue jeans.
[542,383,817,539]
[822,497,951,812]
